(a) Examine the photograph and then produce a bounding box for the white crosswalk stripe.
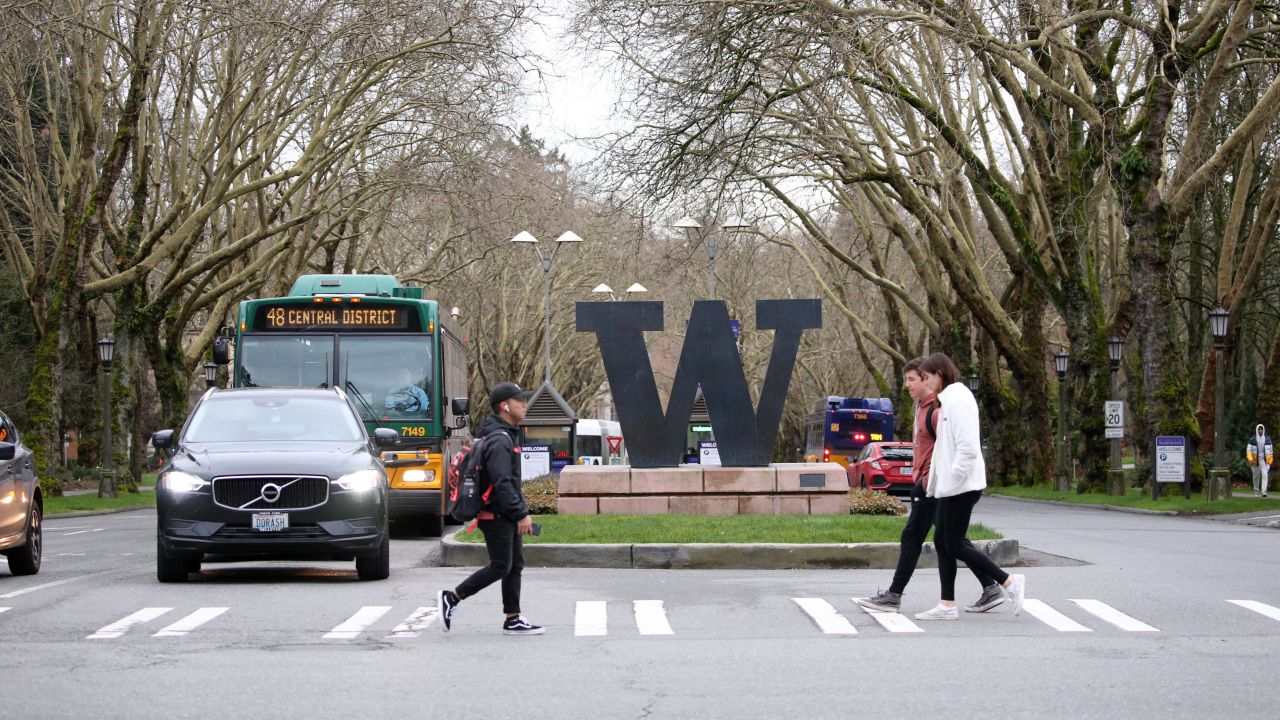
[1022,599,1092,632]
[386,607,438,638]
[855,602,923,633]
[154,607,229,637]
[633,600,674,635]
[1227,600,1280,622]
[88,607,173,639]
[793,598,857,635]
[0,607,10,616]
[1069,599,1158,632]
[323,606,392,639]
[575,601,608,636]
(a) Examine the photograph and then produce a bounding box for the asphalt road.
[2,496,1278,720]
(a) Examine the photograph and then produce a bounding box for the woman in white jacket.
[914,353,1026,621]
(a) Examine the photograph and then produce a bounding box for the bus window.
[338,336,434,422]
[239,336,333,388]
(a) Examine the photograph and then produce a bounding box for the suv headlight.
[161,470,209,493]
[335,469,382,492]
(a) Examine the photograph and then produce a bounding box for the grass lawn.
[44,488,156,515]
[453,514,1001,544]
[985,485,1280,515]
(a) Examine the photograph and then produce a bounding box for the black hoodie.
[475,414,529,521]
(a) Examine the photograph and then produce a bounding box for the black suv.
[153,387,395,582]
[0,409,41,576]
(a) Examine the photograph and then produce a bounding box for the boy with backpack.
[856,358,1005,614]
[437,382,544,635]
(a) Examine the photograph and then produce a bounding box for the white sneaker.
[1005,574,1026,616]
[914,603,959,621]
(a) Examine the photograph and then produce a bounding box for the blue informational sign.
[520,444,551,480]
[1153,435,1190,499]
[731,319,740,340]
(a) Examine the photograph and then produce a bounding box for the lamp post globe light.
[511,230,583,385]
[204,361,218,388]
[97,336,116,496]
[673,216,752,299]
[968,372,980,393]
[591,283,649,302]
[1054,350,1069,492]
[1209,305,1230,500]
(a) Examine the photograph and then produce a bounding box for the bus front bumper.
[388,489,443,518]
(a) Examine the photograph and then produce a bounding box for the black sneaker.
[502,616,545,635]
[964,583,1006,613]
[856,590,902,612]
[437,590,458,633]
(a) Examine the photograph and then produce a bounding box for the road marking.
[386,607,437,638]
[575,601,608,636]
[1022,600,1092,632]
[793,598,857,635]
[54,553,87,557]
[855,602,923,633]
[0,607,10,616]
[1227,600,1280,622]
[0,570,112,599]
[88,608,173,639]
[323,606,392,639]
[61,529,104,536]
[1069,599,1158,632]
[633,600,673,635]
[153,607,229,637]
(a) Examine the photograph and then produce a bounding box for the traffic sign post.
[1153,435,1190,499]
[1105,400,1125,495]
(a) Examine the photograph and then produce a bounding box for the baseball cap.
[489,382,534,408]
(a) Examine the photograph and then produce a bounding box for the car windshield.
[184,395,363,443]
[238,336,333,388]
[339,336,433,423]
[881,446,914,461]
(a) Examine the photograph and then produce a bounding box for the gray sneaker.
[964,583,1006,613]
[856,590,902,612]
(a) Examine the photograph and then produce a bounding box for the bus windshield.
[239,336,333,389]
[339,336,434,423]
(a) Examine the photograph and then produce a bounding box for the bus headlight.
[161,471,209,493]
[335,469,382,492]
[401,469,435,483]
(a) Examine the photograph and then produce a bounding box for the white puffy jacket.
[926,382,987,498]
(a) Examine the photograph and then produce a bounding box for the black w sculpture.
[577,299,821,467]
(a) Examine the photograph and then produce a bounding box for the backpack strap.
[924,401,938,441]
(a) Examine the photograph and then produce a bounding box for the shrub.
[848,488,907,516]
[523,474,559,515]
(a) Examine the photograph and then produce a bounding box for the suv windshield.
[238,336,333,388]
[340,336,433,423]
[185,395,363,442]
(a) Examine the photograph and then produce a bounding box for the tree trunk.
[1257,325,1280,443]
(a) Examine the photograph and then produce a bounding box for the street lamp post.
[97,337,116,498]
[1107,335,1126,496]
[1055,350,1070,492]
[591,283,648,302]
[512,230,583,385]
[674,216,751,299]
[1209,305,1231,500]
[204,361,218,389]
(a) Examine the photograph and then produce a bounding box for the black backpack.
[445,435,494,523]
[924,401,939,440]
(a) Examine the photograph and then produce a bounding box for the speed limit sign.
[1105,401,1124,429]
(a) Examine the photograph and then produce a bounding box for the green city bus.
[224,274,469,536]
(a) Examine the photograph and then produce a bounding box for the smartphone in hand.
[530,522,542,536]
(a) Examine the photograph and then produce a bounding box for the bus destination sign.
[255,304,413,332]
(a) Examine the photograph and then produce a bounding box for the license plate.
[899,466,913,475]
[251,513,289,532]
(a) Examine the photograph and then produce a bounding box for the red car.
[847,442,916,495]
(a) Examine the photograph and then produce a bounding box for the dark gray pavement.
[2,497,1278,719]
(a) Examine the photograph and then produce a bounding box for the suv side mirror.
[373,428,398,448]
[212,337,231,366]
[152,430,175,449]
[451,397,470,416]
[0,442,14,461]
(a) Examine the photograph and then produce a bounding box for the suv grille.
[212,475,329,511]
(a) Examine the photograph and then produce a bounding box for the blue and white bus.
[803,396,895,467]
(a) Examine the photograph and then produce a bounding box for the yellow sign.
[400,426,427,437]
[870,433,883,441]
[258,304,409,331]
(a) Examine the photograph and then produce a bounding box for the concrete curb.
[47,506,153,519]
[441,529,1019,570]
[985,493,1177,516]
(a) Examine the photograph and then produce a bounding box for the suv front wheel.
[356,535,390,580]
[156,537,190,583]
[6,501,42,576]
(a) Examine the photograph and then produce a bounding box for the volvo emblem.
[260,483,282,503]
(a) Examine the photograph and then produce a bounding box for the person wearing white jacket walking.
[914,353,1026,621]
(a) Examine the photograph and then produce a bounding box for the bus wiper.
[344,380,380,422]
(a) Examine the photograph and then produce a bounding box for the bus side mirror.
[212,337,230,366]
[451,397,470,416]
[152,430,175,449]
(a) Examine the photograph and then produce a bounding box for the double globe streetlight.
[591,283,648,301]
[511,230,583,385]
[673,216,751,299]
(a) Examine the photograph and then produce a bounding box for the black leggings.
[455,517,524,614]
[890,489,995,595]
[934,490,1008,602]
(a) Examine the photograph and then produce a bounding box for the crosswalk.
[2,597,1278,642]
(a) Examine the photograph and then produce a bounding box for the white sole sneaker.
[914,605,959,621]
[1006,574,1026,617]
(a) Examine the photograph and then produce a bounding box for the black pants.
[890,487,996,595]
[934,490,1009,602]
[455,517,524,614]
